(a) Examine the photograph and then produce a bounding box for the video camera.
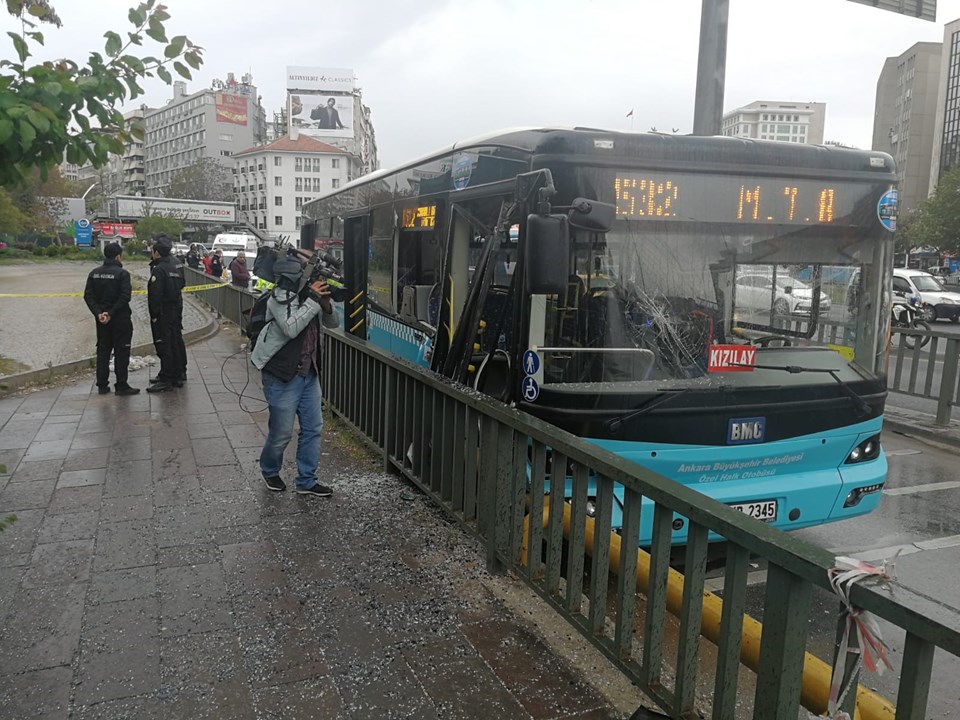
[302,250,348,303]
[252,237,347,303]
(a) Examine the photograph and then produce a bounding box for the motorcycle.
[891,292,930,350]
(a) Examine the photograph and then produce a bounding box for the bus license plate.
[729,500,778,522]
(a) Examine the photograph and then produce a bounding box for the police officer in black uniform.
[146,235,187,393]
[84,242,140,396]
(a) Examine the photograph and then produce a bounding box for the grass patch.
[0,355,30,375]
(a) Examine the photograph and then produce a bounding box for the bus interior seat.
[474,349,511,401]
[558,274,587,345]
[399,284,436,325]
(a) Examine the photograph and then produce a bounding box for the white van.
[893,268,960,322]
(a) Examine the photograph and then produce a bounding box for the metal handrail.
[185,270,960,716]
[319,325,960,720]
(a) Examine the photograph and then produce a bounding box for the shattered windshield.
[530,221,890,390]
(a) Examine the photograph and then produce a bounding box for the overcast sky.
[10,0,960,167]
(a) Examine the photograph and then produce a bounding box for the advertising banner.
[286,66,355,92]
[288,91,353,140]
[115,196,237,224]
[93,222,136,238]
[216,93,248,125]
[75,218,93,247]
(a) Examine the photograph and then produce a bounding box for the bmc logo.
[727,417,766,445]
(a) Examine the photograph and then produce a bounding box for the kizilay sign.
[115,196,237,224]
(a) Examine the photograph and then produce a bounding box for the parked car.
[734,273,832,316]
[893,268,960,322]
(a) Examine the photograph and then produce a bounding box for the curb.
[883,416,960,452]
[0,302,219,397]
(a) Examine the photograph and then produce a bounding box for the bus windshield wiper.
[735,362,871,417]
[605,388,689,433]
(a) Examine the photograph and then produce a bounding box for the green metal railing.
[184,269,960,716]
[184,267,256,330]
[320,326,960,720]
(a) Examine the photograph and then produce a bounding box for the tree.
[4,165,70,237]
[898,166,960,256]
[0,1,204,189]
[134,211,182,243]
[0,188,28,234]
[166,157,232,202]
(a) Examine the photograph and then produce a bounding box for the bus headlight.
[844,434,881,464]
[585,498,597,517]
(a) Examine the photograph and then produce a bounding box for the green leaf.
[128,32,142,46]
[104,31,122,57]
[26,109,49,133]
[155,65,171,84]
[164,34,185,59]
[120,55,146,75]
[153,8,171,21]
[183,50,201,70]
[173,61,190,80]
[43,81,61,95]
[26,30,43,45]
[26,4,46,17]
[7,32,29,63]
[77,76,99,90]
[0,117,13,144]
[18,118,36,149]
[128,7,146,26]
[146,18,167,43]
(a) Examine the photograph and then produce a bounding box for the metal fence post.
[936,337,960,426]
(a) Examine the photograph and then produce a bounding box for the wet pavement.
[0,329,638,720]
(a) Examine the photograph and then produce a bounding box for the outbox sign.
[707,344,756,372]
[115,196,237,224]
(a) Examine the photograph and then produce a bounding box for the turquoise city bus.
[302,128,895,543]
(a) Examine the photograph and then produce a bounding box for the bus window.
[369,205,395,311]
[397,230,441,324]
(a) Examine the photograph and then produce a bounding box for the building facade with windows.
[872,42,942,214]
[143,76,267,197]
[232,132,350,237]
[721,101,826,145]
[930,18,960,194]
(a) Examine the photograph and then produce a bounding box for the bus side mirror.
[567,198,616,233]
[525,214,570,295]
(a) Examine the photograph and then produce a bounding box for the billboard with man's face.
[288,92,353,140]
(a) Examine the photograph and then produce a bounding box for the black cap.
[153,235,172,256]
[103,242,122,259]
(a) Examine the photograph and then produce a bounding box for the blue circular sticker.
[877,189,897,232]
[521,376,540,402]
[522,350,540,376]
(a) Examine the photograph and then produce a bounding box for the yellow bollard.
[521,500,896,720]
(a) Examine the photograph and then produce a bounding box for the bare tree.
[166,157,233,202]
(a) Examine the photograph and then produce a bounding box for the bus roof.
[306,127,896,208]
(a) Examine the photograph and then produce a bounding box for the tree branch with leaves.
[0,0,204,189]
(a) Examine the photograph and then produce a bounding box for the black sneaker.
[262,473,286,492]
[296,483,333,497]
[146,381,175,393]
[97,386,111,395]
[115,386,141,396]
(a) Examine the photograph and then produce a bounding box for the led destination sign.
[613,173,875,226]
[402,204,437,230]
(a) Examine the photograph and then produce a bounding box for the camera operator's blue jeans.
[259,371,323,490]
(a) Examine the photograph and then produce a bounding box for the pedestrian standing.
[202,250,213,275]
[229,250,251,289]
[146,235,187,393]
[251,252,339,496]
[83,242,140,396]
[209,250,224,281]
[185,244,201,270]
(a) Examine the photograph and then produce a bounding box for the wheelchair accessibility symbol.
[522,376,540,402]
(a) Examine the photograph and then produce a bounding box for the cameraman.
[251,252,339,496]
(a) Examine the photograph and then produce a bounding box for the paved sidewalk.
[0,330,631,720]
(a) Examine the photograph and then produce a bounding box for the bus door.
[443,196,518,399]
[343,214,370,339]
